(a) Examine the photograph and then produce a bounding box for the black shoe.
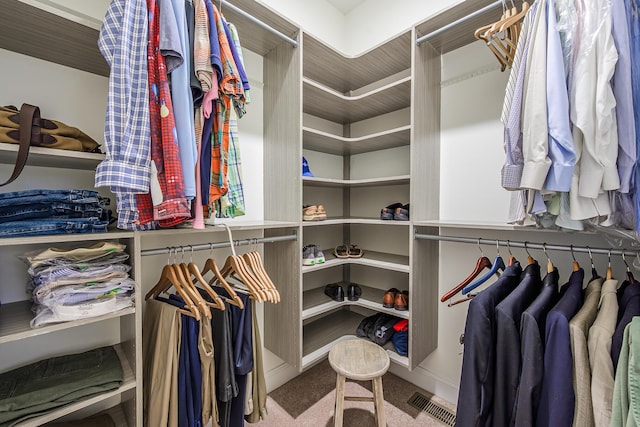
[347,283,362,301]
[324,283,344,302]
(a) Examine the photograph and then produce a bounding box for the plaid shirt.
[215,106,245,218]
[135,0,191,228]
[96,0,151,195]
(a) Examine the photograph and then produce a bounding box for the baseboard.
[388,364,459,405]
[265,362,299,393]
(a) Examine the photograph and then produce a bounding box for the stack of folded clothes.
[0,189,111,238]
[0,346,123,426]
[26,242,135,328]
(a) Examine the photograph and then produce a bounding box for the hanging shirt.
[569,276,603,427]
[537,268,585,427]
[588,278,619,427]
[96,0,151,230]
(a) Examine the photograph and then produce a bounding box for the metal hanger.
[542,243,554,273]
[524,241,535,265]
[622,251,637,284]
[587,246,598,280]
[606,249,613,280]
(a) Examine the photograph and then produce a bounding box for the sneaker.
[314,245,325,264]
[303,205,319,221]
[302,245,315,266]
[316,205,327,220]
[302,157,314,177]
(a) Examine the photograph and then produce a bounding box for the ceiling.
[325,0,368,14]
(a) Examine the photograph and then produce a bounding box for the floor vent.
[407,392,456,426]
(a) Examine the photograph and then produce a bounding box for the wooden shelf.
[303,125,410,155]
[0,301,135,345]
[303,76,411,124]
[303,32,412,92]
[16,343,136,426]
[303,218,410,227]
[0,231,134,248]
[0,142,104,170]
[415,0,503,54]
[303,175,410,188]
[302,285,410,320]
[302,250,410,274]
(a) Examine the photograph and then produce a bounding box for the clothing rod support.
[140,232,297,257]
[413,233,640,258]
[416,0,502,45]
[221,0,298,48]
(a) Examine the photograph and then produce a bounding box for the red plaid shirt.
[136,0,191,227]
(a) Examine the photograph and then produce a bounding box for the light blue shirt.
[544,0,575,192]
[612,0,636,194]
[167,0,197,200]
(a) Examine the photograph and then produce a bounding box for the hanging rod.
[221,0,298,48]
[413,233,640,258]
[140,232,298,257]
[416,0,502,45]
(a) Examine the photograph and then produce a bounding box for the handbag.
[0,104,100,186]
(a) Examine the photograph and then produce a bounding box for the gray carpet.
[252,359,456,426]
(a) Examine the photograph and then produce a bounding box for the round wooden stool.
[328,338,390,427]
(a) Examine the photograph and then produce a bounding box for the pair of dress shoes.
[324,282,362,302]
[382,288,408,311]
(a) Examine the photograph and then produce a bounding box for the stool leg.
[372,377,386,427]
[334,374,346,427]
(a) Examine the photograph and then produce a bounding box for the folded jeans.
[0,218,108,238]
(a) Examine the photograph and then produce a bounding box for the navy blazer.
[513,268,560,427]
[536,268,585,427]
[611,283,640,370]
[455,262,523,427]
[492,262,542,427]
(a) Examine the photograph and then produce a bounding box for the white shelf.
[0,301,135,345]
[302,250,409,274]
[303,125,411,155]
[303,218,410,227]
[303,175,410,188]
[303,76,411,124]
[138,220,299,238]
[0,231,134,247]
[302,285,410,320]
[16,343,136,427]
[0,142,105,170]
[414,220,561,232]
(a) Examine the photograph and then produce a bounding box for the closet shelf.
[303,32,412,93]
[302,285,410,321]
[138,220,299,238]
[0,301,135,346]
[303,125,411,155]
[302,250,410,274]
[303,175,410,188]
[0,142,105,171]
[15,343,136,427]
[0,231,134,248]
[303,76,411,124]
[303,218,411,227]
[414,220,556,232]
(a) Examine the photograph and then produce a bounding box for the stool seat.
[328,338,390,380]
[328,339,390,427]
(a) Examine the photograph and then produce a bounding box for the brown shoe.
[383,288,399,308]
[394,290,408,311]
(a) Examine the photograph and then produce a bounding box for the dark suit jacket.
[492,262,542,427]
[611,283,640,369]
[536,268,585,427]
[513,268,560,427]
[455,262,523,427]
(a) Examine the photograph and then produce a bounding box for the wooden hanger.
[201,245,245,309]
[441,239,492,303]
[221,254,268,302]
[524,241,535,266]
[172,251,212,319]
[243,250,280,303]
[145,248,201,320]
[462,241,506,295]
[506,240,517,266]
[184,245,226,312]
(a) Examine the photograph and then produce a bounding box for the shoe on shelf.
[383,288,400,308]
[302,245,316,266]
[313,245,325,264]
[316,205,327,220]
[347,283,362,301]
[303,205,319,221]
[324,283,344,302]
[348,244,364,258]
[394,203,410,221]
[380,202,403,220]
[302,156,314,177]
[394,290,409,311]
[333,245,349,259]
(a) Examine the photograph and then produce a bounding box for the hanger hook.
[167,247,172,265]
[477,238,484,257]
[622,250,631,272]
[506,240,513,257]
[189,245,194,262]
[542,243,551,264]
[586,246,595,269]
[180,246,185,263]
[570,244,576,262]
[496,240,500,256]
[524,241,532,257]
[608,249,612,269]
[209,242,214,256]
